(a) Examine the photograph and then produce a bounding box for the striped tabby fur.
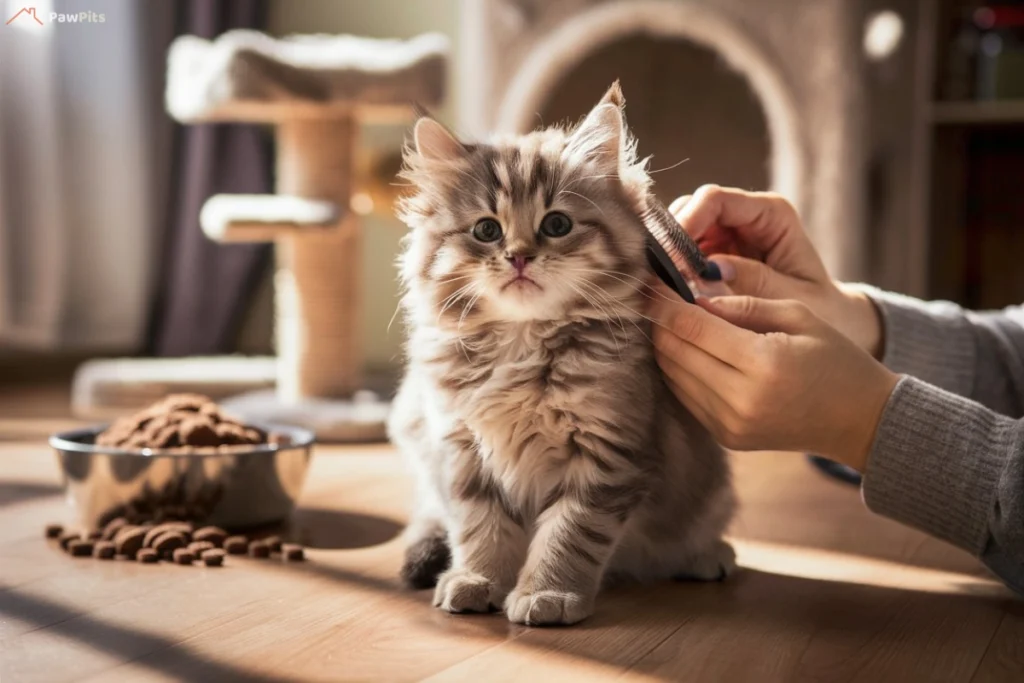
[389,83,735,626]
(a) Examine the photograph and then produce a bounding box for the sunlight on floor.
[731,538,1009,597]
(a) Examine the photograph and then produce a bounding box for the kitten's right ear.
[598,80,625,109]
[413,117,466,162]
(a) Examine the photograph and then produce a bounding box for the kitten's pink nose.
[505,254,535,274]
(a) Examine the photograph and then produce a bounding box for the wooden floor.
[0,385,1021,682]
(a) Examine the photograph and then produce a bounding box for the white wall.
[267,0,461,370]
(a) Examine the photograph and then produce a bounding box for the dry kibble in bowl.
[94,394,274,452]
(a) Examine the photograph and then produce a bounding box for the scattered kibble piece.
[248,541,270,559]
[172,548,195,565]
[114,526,147,559]
[144,523,192,548]
[201,548,226,566]
[192,526,228,547]
[282,544,305,562]
[224,535,248,554]
[101,517,128,540]
[68,540,94,557]
[188,540,215,555]
[137,548,159,563]
[94,541,116,560]
[58,531,81,551]
[153,531,187,556]
[46,521,306,568]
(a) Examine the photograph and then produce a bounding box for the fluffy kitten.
[389,83,735,626]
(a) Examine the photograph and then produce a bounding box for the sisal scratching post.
[272,118,360,402]
[156,30,449,441]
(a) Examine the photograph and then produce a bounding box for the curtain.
[0,0,160,350]
[0,0,270,355]
[146,0,271,356]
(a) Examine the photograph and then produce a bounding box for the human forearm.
[847,286,1024,418]
[862,376,1024,593]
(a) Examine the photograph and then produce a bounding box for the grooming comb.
[641,196,715,304]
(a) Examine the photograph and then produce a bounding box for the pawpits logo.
[5,5,105,26]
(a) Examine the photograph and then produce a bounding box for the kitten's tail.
[400,520,451,589]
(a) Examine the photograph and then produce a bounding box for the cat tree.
[72,30,448,441]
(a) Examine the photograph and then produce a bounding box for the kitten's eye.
[539,212,573,238]
[472,218,503,242]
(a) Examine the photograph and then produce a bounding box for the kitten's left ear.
[566,101,624,175]
[413,117,466,163]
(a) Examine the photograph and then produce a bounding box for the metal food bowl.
[50,424,315,530]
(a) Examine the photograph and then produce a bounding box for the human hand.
[649,284,899,470]
[672,185,883,358]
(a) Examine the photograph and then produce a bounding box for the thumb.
[707,255,800,300]
[698,296,815,335]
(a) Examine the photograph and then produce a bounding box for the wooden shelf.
[930,100,1024,125]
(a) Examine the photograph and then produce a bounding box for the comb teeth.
[641,196,709,279]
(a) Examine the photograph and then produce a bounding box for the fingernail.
[700,262,722,281]
[707,259,735,282]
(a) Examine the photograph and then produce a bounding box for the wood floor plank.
[970,605,1024,683]
[1,414,1020,682]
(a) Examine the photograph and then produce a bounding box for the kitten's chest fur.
[423,320,650,511]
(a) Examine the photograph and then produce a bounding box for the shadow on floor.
[0,590,294,682]
[0,481,63,508]
[2,560,1018,681]
[285,506,403,550]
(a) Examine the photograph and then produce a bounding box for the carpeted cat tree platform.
[72,30,448,441]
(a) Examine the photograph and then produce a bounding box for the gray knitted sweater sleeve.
[855,287,1024,593]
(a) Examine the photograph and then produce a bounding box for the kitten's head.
[397,82,652,326]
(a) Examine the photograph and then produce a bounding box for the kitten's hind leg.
[671,539,736,582]
[401,517,451,589]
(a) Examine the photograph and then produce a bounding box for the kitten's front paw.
[504,588,593,626]
[433,568,505,614]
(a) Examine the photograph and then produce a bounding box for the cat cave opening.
[493,1,805,212]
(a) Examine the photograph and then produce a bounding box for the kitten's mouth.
[501,275,541,292]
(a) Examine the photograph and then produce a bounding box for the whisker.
[647,157,690,175]
[573,277,656,345]
[564,267,682,306]
[557,189,605,217]
[567,281,623,361]
[387,299,403,335]
[437,283,478,325]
